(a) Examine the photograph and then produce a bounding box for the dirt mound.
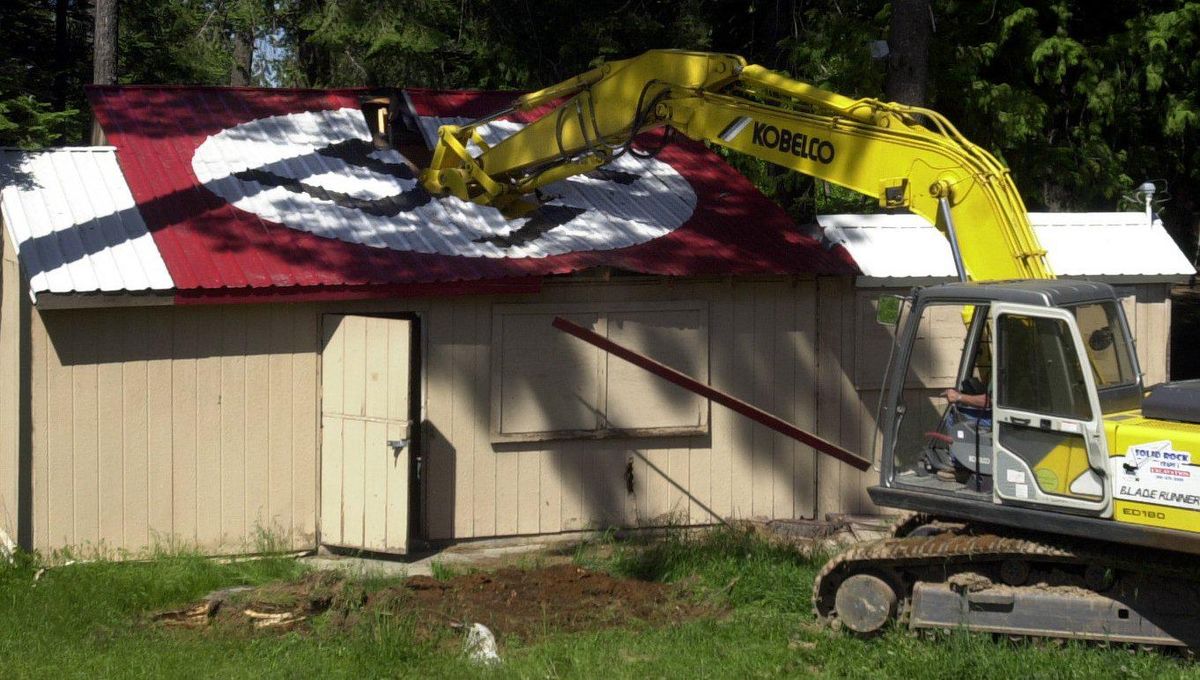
[155,564,719,643]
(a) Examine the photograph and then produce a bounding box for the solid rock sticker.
[190,108,697,259]
[1112,440,1200,511]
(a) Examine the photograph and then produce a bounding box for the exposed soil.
[154,563,720,644]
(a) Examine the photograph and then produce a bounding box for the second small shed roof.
[819,212,1195,285]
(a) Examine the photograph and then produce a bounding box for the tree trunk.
[230,26,254,86]
[53,0,69,110]
[92,0,117,86]
[885,0,931,106]
[91,0,118,144]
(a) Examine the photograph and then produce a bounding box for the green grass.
[0,531,1195,679]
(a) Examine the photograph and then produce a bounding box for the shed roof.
[818,212,1195,285]
[0,147,173,297]
[22,84,855,304]
[6,85,1188,306]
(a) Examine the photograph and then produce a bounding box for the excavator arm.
[419,50,1052,281]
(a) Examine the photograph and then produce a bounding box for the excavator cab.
[823,279,1200,645]
[875,280,1141,519]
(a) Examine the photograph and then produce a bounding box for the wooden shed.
[0,86,1190,558]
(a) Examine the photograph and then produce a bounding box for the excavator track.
[813,521,1200,648]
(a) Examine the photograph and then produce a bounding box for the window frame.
[489,300,710,443]
[995,312,1094,422]
[1066,300,1139,391]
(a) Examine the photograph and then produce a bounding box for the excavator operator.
[941,379,991,421]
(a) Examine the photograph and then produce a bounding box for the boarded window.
[491,302,709,442]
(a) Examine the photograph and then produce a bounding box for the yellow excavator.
[410,50,1200,646]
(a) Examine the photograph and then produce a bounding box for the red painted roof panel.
[87,85,855,297]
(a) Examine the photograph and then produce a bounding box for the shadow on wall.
[423,278,871,542]
[34,280,891,543]
[40,303,318,366]
[413,420,453,547]
[31,275,862,544]
[1171,295,1200,381]
[487,301,744,533]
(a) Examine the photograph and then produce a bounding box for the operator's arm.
[941,389,990,409]
[418,49,1052,282]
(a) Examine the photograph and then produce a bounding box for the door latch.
[388,440,409,460]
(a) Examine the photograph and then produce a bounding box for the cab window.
[1070,302,1136,389]
[996,313,1092,420]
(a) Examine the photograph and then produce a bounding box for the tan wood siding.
[30,304,321,555]
[18,277,1176,554]
[0,230,22,547]
[1123,285,1171,386]
[489,302,709,442]
[419,280,822,540]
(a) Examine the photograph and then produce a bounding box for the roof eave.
[33,290,176,310]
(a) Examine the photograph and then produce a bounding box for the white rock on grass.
[464,623,501,666]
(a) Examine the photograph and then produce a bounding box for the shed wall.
[0,230,24,548]
[17,277,1175,555]
[28,304,320,554]
[1119,284,1172,386]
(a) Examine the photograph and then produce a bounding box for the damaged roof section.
[11,86,1180,307]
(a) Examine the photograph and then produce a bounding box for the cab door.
[989,304,1110,515]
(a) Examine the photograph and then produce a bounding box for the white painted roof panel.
[818,212,1195,281]
[0,147,174,298]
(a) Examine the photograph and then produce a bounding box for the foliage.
[0,0,1197,252]
[0,1,92,146]
[0,96,80,148]
[272,0,717,89]
[118,0,240,86]
[0,0,284,147]
[929,1,1200,249]
[117,0,288,87]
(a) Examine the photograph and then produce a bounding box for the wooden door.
[320,314,413,553]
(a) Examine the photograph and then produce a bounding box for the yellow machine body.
[1008,412,1200,535]
[1105,414,1200,533]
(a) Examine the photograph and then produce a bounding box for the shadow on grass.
[575,524,829,615]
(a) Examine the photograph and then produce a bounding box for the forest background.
[1,0,1197,259]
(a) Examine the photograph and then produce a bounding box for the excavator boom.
[419,49,1051,281]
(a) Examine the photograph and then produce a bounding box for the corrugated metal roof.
[819,212,1195,283]
[0,147,173,298]
[80,85,854,302]
[1030,212,1195,278]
